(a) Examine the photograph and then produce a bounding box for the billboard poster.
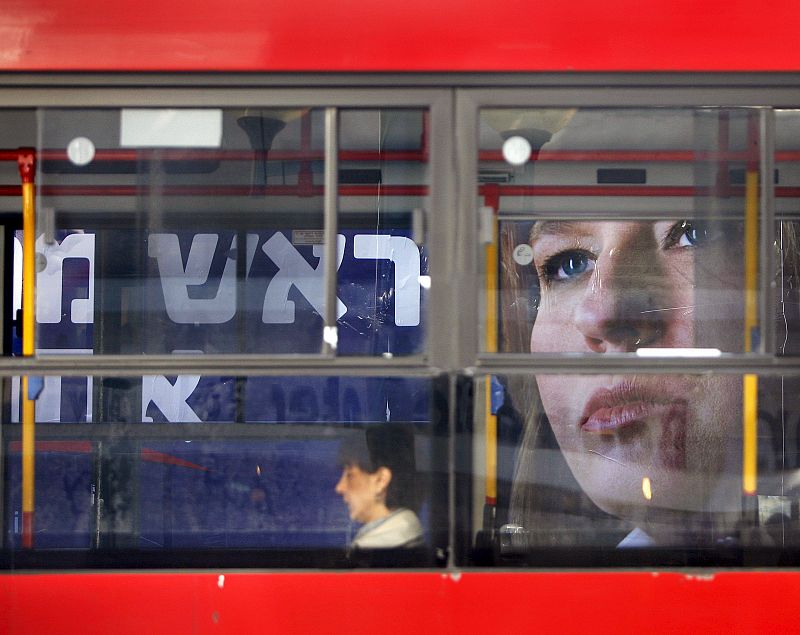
[11,228,430,424]
[7,226,432,549]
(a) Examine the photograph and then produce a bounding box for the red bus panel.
[4,0,800,72]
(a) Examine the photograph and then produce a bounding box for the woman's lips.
[581,401,666,432]
[580,384,686,434]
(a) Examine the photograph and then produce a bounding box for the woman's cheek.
[530,318,555,353]
[531,295,578,353]
[534,374,572,434]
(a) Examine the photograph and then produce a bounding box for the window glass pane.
[29,108,429,358]
[776,110,800,356]
[4,373,446,565]
[35,107,328,355]
[462,372,800,565]
[480,108,766,355]
[1,110,36,356]
[338,109,429,356]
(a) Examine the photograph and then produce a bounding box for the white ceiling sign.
[120,109,223,148]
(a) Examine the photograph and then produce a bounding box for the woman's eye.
[542,250,595,281]
[677,222,703,247]
[669,220,716,248]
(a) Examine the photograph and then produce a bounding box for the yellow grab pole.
[18,149,36,548]
[483,187,499,508]
[742,166,759,496]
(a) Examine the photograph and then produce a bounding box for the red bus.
[2,1,800,632]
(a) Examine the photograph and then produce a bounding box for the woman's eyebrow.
[529,221,591,245]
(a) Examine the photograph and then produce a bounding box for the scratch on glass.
[588,449,625,466]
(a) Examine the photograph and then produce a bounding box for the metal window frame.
[1,72,800,90]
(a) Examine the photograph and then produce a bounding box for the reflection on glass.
[335,424,424,550]
[776,110,800,356]
[474,372,800,552]
[338,109,430,356]
[501,218,749,354]
[475,107,800,557]
[3,374,435,554]
[28,108,428,357]
[35,107,326,355]
[481,107,766,355]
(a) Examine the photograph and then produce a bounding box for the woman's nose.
[573,250,665,353]
[335,472,346,494]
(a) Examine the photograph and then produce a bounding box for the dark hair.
[338,424,420,512]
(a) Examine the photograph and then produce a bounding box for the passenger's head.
[335,424,419,524]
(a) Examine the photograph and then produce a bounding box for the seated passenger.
[335,424,423,550]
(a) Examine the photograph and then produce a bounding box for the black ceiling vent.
[597,168,647,184]
[729,168,779,185]
[339,169,382,184]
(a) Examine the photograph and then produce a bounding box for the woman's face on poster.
[529,219,746,527]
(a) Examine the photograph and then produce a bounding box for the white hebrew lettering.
[148,233,247,324]
[34,375,63,422]
[353,235,421,326]
[11,349,93,423]
[13,236,21,317]
[261,232,346,323]
[36,234,95,324]
[142,375,202,423]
